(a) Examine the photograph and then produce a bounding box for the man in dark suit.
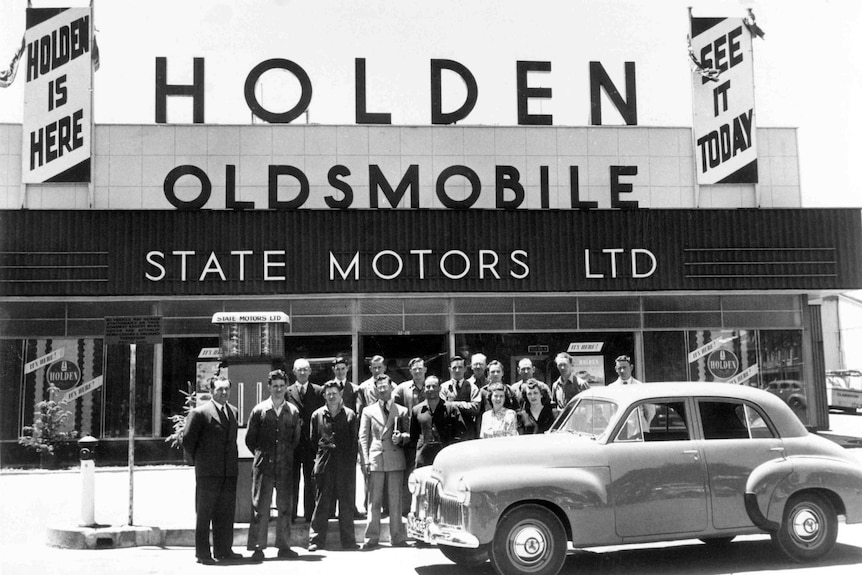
[440,355,481,440]
[286,357,323,522]
[183,375,242,565]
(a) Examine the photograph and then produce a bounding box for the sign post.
[104,316,163,526]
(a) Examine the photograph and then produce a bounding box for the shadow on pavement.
[414,538,862,575]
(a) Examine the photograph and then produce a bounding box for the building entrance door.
[358,333,448,385]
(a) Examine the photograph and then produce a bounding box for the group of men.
[182,351,640,564]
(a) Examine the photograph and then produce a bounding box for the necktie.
[216,404,228,426]
[382,403,389,422]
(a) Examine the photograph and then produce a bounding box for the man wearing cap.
[245,369,301,561]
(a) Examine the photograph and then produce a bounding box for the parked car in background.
[408,382,862,575]
[763,379,807,412]
[826,370,862,413]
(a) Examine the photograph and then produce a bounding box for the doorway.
[358,333,448,384]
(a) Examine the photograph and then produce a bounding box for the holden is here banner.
[22,6,92,183]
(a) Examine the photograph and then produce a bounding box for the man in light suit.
[286,358,324,522]
[359,374,410,549]
[183,375,242,565]
[245,369,302,561]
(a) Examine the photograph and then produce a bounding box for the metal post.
[78,435,99,526]
[128,343,136,525]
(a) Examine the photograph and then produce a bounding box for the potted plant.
[165,383,197,462]
[19,384,78,469]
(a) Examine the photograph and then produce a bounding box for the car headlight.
[408,471,420,495]
[454,477,470,505]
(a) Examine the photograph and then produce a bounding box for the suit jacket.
[245,398,301,473]
[393,380,425,414]
[286,381,324,448]
[440,378,481,438]
[183,400,239,478]
[409,400,466,467]
[359,401,409,472]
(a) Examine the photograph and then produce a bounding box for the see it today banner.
[690,16,758,185]
[22,6,92,183]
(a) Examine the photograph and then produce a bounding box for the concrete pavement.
[2,418,861,551]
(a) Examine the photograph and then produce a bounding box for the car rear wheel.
[772,492,838,562]
[489,504,567,575]
[439,543,489,566]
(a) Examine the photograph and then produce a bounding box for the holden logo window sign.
[45,360,82,391]
[707,349,740,380]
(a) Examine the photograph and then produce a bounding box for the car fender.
[770,457,862,523]
[746,456,862,529]
[744,458,793,532]
[462,466,612,544]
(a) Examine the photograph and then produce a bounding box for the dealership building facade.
[2,119,861,465]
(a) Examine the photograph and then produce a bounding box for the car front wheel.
[439,543,489,566]
[772,492,838,562]
[489,504,567,575]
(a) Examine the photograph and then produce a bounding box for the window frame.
[694,397,779,441]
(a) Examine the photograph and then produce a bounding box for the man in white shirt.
[609,355,643,386]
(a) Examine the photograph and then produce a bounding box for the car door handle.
[770,447,786,455]
[682,449,699,461]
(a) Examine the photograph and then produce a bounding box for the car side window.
[698,400,775,440]
[614,401,690,442]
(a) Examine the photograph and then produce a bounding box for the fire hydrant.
[78,434,99,526]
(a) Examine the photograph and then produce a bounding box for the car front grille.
[423,480,464,527]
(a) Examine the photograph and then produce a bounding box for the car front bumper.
[407,513,480,548]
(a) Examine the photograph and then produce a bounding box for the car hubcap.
[510,523,549,567]
[791,507,822,544]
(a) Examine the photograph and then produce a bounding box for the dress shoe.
[362,540,379,551]
[391,540,410,548]
[277,548,299,559]
[355,510,367,519]
[196,556,216,565]
[215,551,243,561]
[250,549,265,562]
[307,543,320,552]
[342,542,360,551]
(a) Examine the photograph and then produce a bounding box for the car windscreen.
[553,398,618,438]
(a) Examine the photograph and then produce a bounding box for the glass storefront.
[0,293,816,446]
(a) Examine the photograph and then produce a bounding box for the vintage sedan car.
[407,382,862,575]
